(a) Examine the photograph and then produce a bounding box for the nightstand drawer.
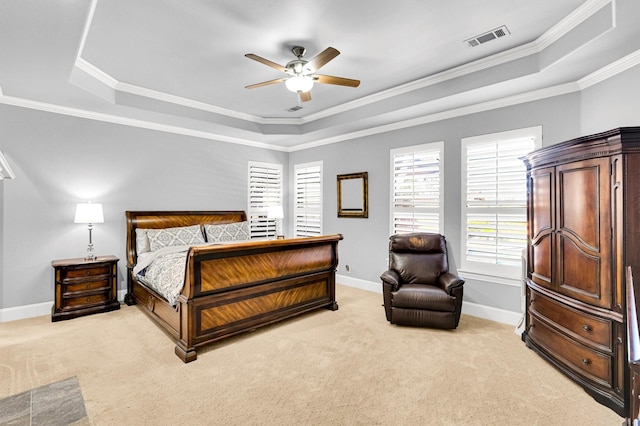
[62,264,111,280]
[63,278,110,293]
[62,292,110,310]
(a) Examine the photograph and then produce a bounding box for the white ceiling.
[0,0,638,150]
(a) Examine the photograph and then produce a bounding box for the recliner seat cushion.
[392,284,455,312]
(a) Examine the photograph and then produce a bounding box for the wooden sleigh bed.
[124,210,342,362]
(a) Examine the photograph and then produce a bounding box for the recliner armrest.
[380,270,400,291]
[439,272,465,295]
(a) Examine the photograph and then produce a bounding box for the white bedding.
[134,244,199,306]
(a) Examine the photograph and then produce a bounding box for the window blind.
[248,162,282,239]
[463,134,536,273]
[390,143,443,235]
[294,162,322,237]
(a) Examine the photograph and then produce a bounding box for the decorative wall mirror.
[337,172,368,218]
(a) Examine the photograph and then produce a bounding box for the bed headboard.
[125,210,247,268]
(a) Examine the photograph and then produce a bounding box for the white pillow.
[146,224,205,252]
[135,228,151,255]
[204,221,251,243]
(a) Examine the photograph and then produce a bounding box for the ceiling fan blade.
[314,74,360,87]
[245,78,286,89]
[306,47,340,72]
[299,91,312,102]
[245,54,287,73]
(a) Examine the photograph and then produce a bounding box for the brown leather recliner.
[380,233,465,329]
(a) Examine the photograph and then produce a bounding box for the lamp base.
[85,243,96,261]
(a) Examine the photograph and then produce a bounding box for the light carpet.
[0,285,624,425]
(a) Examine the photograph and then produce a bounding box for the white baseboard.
[0,301,52,323]
[337,274,381,293]
[0,290,129,323]
[461,301,522,326]
[336,274,522,326]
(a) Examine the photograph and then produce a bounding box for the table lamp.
[74,202,104,260]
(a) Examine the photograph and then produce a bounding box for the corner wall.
[0,105,288,310]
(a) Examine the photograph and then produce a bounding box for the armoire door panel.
[557,163,603,251]
[531,168,554,241]
[558,237,608,307]
[556,158,612,309]
[531,235,553,288]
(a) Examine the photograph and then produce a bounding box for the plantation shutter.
[464,136,535,269]
[248,162,282,239]
[391,144,442,235]
[294,162,322,237]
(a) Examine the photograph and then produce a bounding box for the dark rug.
[0,377,88,426]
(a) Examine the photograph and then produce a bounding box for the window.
[294,161,323,237]
[248,161,283,239]
[461,126,542,279]
[390,142,444,235]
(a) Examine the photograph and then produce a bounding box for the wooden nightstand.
[51,255,120,322]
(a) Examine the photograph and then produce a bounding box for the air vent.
[287,105,303,112]
[465,25,510,47]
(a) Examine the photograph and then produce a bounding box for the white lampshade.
[267,205,284,219]
[285,75,314,93]
[74,203,104,224]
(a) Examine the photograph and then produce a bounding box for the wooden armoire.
[523,127,640,416]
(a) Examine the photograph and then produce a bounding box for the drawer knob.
[582,358,591,365]
[86,271,90,275]
[582,325,592,332]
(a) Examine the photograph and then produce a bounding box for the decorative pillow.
[204,221,251,243]
[146,225,205,252]
[135,228,151,255]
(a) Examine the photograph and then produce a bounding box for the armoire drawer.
[529,289,613,352]
[528,315,613,388]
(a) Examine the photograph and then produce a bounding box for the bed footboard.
[174,235,342,362]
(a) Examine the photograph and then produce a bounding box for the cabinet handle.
[582,325,592,332]
[86,297,90,302]
[582,358,591,365]
[86,271,91,275]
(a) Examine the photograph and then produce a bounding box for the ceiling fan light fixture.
[285,75,314,93]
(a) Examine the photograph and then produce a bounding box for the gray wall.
[289,64,640,312]
[0,106,287,308]
[580,65,640,135]
[1,64,638,313]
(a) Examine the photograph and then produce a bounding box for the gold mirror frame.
[337,172,368,218]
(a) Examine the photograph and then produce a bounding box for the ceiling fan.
[244,46,360,102]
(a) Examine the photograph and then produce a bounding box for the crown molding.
[305,0,613,123]
[75,57,118,88]
[4,45,635,153]
[289,83,580,152]
[0,149,16,180]
[71,0,611,129]
[0,95,289,152]
[537,0,612,50]
[578,48,640,89]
